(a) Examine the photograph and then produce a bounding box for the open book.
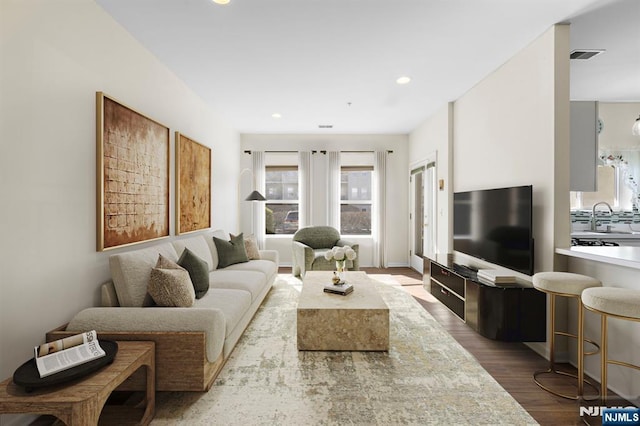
[34,330,106,378]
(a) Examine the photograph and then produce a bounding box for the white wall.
[240,134,409,267]
[408,103,453,265]
[452,25,571,275]
[0,0,240,400]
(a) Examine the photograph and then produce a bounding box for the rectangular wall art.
[96,92,170,251]
[176,132,211,234]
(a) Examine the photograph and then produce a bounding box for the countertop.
[556,246,640,270]
[571,231,640,239]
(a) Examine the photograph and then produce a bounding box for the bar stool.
[532,272,601,399]
[581,287,640,402]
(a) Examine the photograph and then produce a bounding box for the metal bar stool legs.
[532,291,600,400]
[532,272,602,400]
[582,287,640,403]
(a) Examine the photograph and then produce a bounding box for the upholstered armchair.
[292,226,359,277]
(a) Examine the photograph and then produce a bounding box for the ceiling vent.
[318,124,333,129]
[570,49,605,60]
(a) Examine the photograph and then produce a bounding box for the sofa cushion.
[194,288,252,336]
[203,229,229,270]
[147,256,195,307]
[214,233,249,268]
[110,243,179,307]
[172,235,214,271]
[232,233,260,260]
[225,259,277,282]
[178,248,210,299]
[209,269,267,302]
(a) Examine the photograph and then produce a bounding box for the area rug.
[151,275,537,425]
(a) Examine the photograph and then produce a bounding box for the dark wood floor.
[360,266,634,426]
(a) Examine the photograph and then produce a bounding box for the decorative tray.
[13,340,118,392]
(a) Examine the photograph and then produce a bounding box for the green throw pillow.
[178,248,210,299]
[213,233,249,269]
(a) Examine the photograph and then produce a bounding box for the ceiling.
[96,0,639,134]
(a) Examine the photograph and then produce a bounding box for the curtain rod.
[244,150,393,154]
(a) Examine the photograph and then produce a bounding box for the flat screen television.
[453,185,534,275]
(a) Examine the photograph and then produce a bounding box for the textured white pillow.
[147,255,195,307]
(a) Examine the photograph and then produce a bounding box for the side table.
[0,341,155,425]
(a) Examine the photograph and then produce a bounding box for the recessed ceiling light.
[272,113,282,119]
[212,0,230,4]
[396,76,411,85]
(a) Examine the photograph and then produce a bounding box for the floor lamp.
[245,190,266,236]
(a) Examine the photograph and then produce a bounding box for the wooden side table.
[0,341,155,425]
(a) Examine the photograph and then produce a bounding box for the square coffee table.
[297,271,389,351]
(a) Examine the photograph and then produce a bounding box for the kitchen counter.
[571,231,640,239]
[556,246,640,270]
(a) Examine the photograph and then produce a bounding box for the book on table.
[34,330,106,378]
[324,282,354,295]
[477,269,518,286]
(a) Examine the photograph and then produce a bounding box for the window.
[265,166,298,234]
[340,166,372,235]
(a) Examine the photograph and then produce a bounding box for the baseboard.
[524,341,549,359]
[525,341,571,363]
[386,262,410,268]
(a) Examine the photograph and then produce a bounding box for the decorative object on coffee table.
[324,245,357,283]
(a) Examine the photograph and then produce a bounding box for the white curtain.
[327,151,341,229]
[373,150,388,268]
[252,151,266,249]
[298,151,312,228]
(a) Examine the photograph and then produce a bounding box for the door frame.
[409,153,437,274]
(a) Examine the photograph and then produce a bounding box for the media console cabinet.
[428,259,546,342]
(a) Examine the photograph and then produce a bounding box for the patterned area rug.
[152,275,537,425]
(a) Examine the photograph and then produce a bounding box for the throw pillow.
[178,248,210,299]
[231,233,261,260]
[213,233,249,268]
[147,255,195,307]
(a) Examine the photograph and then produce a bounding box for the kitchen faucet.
[590,201,613,231]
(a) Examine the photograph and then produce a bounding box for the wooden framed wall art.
[176,132,211,234]
[96,92,170,251]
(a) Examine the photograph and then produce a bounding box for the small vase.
[335,260,346,284]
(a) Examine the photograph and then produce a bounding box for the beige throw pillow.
[147,255,195,307]
[232,233,261,260]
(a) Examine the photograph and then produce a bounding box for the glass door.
[410,161,436,273]
[410,166,425,272]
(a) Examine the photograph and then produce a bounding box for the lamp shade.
[245,190,266,201]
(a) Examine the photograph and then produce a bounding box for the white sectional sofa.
[47,230,278,391]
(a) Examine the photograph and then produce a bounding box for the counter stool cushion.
[582,287,640,320]
[532,272,601,296]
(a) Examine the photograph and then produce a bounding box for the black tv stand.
[428,259,546,342]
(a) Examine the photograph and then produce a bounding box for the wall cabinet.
[428,259,546,342]
[570,101,598,192]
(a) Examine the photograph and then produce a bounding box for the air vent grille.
[570,49,605,60]
[318,125,333,129]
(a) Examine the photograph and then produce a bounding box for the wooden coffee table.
[0,341,155,425]
[297,271,389,351]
